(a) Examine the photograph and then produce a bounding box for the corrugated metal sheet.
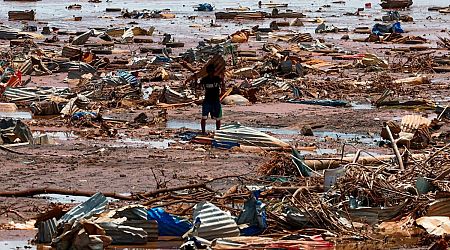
[114,205,147,220]
[36,218,57,243]
[97,221,148,244]
[72,30,92,45]
[288,33,313,43]
[58,62,96,74]
[58,192,107,225]
[214,123,290,148]
[0,26,20,40]
[62,45,82,58]
[346,202,406,225]
[117,71,139,87]
[123,220,158,241]
[193,202,240,240]
[401,115,431,133]
[427,198,450,217]
[3,87,72,103]
[18,59,33,75]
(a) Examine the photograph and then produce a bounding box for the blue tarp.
[237,191,267,236]
[147,207,192,236]
[72,111,97,120]
[372,22,404,36]
[117,70,139,87]
[195,3,214,11]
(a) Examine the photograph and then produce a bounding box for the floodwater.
[0,0,448,43]
[33,131,78,140]
[0,240,34,250]
[114,137,175,149]
[34,193,119,203]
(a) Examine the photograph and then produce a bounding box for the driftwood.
[305,154,426,170]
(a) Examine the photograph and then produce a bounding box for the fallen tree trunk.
[0,188,137,201]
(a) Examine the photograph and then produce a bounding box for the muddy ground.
[0,0,449,248]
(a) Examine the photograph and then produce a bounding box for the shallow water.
[33,131,78,140]
[114,137,175,149]
[0,240,35,250]
[0,111,32,120]
[34,193,119,203]
[0,0,448,42]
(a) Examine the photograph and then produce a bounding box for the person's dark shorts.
[202,101,222,120]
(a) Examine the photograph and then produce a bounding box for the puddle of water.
[0,241,35,250]
[316,148,338,155]
[166,120,215,131]
[33,131,78,140]
[34,193,119,204]
[350,102,373,110]
[115,138,175,149]
[0,111,32,120]
[315,131,380,145]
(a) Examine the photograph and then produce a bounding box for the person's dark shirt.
[201,75,222,103]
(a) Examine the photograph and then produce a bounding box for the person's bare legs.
[216,119,221,130]
[201,118,207,135]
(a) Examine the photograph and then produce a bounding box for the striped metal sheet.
[58,192,107,225]
[3,87,71,103]
[193,202,240,240]
[123,220,158,241]
[401,115,431,133]
[288,33,313,43]
[0,26,21,40]
[214,123,290,148]
[36,218,57,243]
[162,86,195,104]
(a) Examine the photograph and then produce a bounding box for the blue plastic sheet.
[212,140,240,149]
[117,70,139,87]
[237,191,267,236]
[196,3,214,11]
[72,111,97,120]
[372,22,404,36]
[147,207,192,236]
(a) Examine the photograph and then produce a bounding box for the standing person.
[200,64,225,135]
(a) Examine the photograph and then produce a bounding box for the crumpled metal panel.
[193,202,240,240]
[427,198,450,217]
[214,123,290,148]
[401,115,431,133]
[97,221,148,245]
[113,205,148,220]
[3,87,71,103]
[161,86,195,104]
[36,218,57,243]
[58,192,108,225]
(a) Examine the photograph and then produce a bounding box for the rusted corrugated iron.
[62,45,82,58]
[400,115,431,133]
